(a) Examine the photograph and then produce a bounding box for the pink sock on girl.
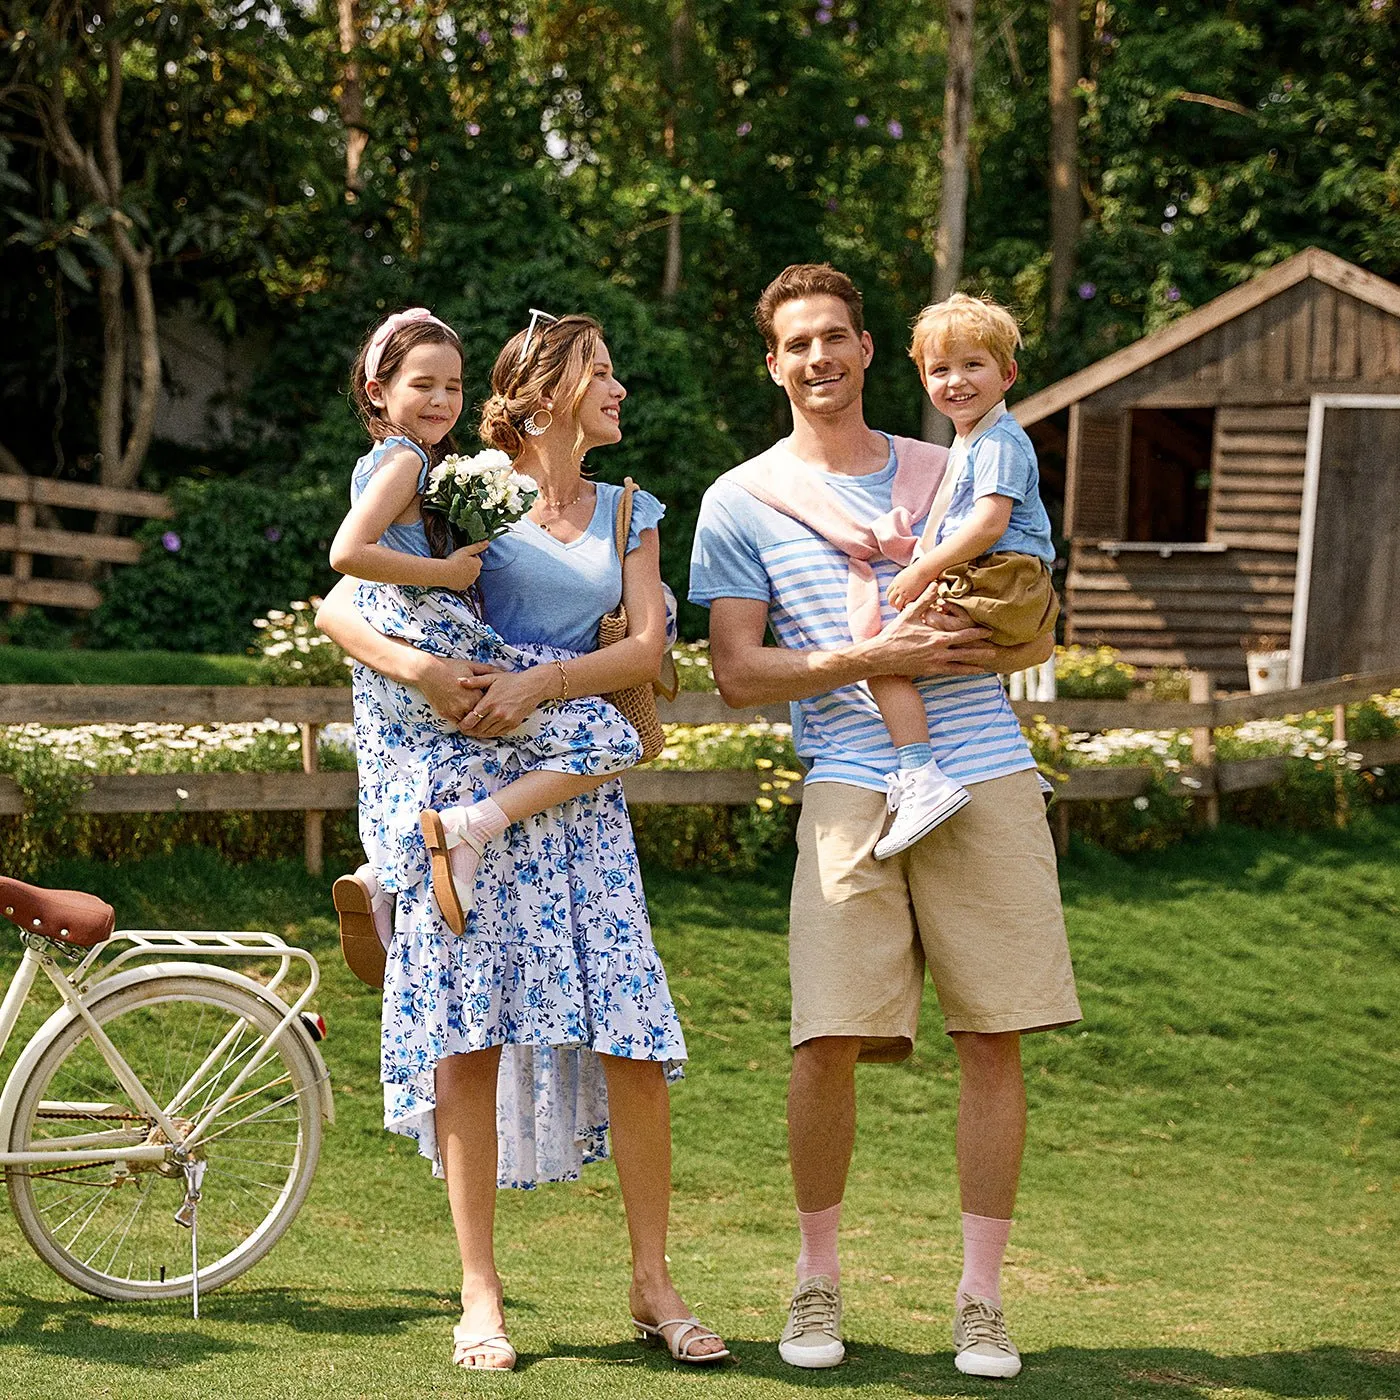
[956,1212,1012,1307]
[796,1202,842,1284]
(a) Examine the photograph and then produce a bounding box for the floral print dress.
[348,446,686,1186]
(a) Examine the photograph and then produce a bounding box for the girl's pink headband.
[363,307,454,384]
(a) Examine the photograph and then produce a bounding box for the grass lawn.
[0,815,1397,1398]
[1,647,260,686]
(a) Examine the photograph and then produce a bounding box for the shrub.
[88,477,342,654]
[248,602,351,686]
[1053,645,1137,700]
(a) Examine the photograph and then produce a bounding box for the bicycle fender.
[0,962,335,1133]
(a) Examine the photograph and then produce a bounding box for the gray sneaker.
[779,1274,844,1369]
[953,1294,1022,1378]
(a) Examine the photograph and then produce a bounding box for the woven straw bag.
[597,479,673,764]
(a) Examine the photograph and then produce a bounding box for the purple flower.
[476,28,491,45]
[1166,286,1181,302]
[887,119,904,139]
[854,113,870,129]
[511,21,528,37]
[1078,282,1097,300]
[264,526,282,542]
[816,7,832,22]
[161,531,181,552]
[467,122,481,136]
[848,19,859,33]
[736,121,752,136]
[825,197,840,211]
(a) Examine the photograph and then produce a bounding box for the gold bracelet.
[554,659,570,702]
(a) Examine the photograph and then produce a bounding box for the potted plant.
[1242,634,1291,695]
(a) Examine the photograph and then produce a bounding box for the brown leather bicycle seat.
[0,876,115,949]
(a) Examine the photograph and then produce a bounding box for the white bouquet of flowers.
[421,448,539,546]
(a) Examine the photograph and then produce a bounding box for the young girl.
[329,308,643,983]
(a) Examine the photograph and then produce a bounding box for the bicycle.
[0,874,333,1315]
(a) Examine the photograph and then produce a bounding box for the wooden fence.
[1,669,1398,871]
[0,475,173,611]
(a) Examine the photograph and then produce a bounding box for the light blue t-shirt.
[937,403,1054,564]
[349,435,432,558]
[479,481,665,656]
[689,435,1034,793]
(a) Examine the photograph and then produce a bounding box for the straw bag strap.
[612,477,638,563]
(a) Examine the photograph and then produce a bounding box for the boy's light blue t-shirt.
[938,403,1055,564]
[689,435,1034,793]
[479,481,664,656]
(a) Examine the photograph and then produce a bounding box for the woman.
[316,313,727,1371]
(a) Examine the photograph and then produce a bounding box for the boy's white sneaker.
[873,762,970,859]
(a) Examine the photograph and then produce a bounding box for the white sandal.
[633,1314,730,1365]
[451,1324,517,1370]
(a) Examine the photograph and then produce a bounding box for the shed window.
[1124,408,1214,543]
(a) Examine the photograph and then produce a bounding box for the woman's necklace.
[536,483,586,535]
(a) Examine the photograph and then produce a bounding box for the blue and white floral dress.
[348,438,686,1186]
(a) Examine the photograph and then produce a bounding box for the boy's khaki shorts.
[940,552,1059,647]
[788,768,1081,1060]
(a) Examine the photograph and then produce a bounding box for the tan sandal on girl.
[331,865,389,988]
[420,810,467,935]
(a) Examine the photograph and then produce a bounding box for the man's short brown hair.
[755,263,865,351]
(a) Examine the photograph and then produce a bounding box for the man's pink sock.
[956,1212,1012,1308]
[796,1202,842,1285]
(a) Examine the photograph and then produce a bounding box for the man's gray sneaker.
[779,1274,844,1369]
[953,1294,1022,1378]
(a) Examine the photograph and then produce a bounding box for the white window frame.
[1289,393,1400,687]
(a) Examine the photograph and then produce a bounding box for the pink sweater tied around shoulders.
[728,435,950,640]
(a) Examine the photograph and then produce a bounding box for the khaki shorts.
[789,768,1081,1059]
[940,552,1059,647]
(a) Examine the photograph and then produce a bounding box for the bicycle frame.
[0,929,326,1168]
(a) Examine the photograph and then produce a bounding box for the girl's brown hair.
[350,313,464,558]
[478,313,604,463]
[350,314,465,452]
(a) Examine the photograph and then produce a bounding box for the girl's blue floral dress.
[348,438,686,1187]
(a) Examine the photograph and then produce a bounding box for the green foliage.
[1053,644,1138,700]
[88,477,342,654]
[248,603,351,686]
[0,648,259,685]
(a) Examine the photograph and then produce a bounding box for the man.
[688,264,1080,1379]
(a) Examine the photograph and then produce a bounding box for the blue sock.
[897,743,934,771]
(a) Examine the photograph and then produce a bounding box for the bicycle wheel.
[6,973,323,1301]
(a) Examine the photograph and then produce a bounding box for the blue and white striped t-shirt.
[688,435,1035,793]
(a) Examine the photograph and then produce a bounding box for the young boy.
[868,293,1059,859]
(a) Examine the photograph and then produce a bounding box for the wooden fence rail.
[0,474,173,611]
[2,668,1398,871]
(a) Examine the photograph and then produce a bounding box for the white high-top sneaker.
[872,762,970,859]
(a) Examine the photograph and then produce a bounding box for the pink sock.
[796,1202,842,1285]
[957,1212,1012,1308]
[463,797,509,844]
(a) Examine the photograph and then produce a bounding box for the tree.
[1047,0,1080,328]
[925,0,975,442]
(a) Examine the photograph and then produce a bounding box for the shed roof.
[1013,248,1400,428]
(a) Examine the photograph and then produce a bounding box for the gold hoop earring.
[522,408,553,437]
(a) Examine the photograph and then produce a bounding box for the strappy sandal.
[451,1324,517,1370]
[633,1315,731,1365]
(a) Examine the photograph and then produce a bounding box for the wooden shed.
[1014,248,1400,689]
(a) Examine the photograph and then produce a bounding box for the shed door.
[1291,397,1400,684]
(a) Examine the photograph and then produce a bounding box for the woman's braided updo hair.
[479,313,604,461]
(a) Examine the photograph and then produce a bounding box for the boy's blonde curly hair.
[909,293,1022,376]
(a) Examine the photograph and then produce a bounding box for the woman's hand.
[418,657,501,724]
[438,540,489,592]
[457,666,555,737]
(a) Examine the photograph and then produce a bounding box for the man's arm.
[709,595,1038,709]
